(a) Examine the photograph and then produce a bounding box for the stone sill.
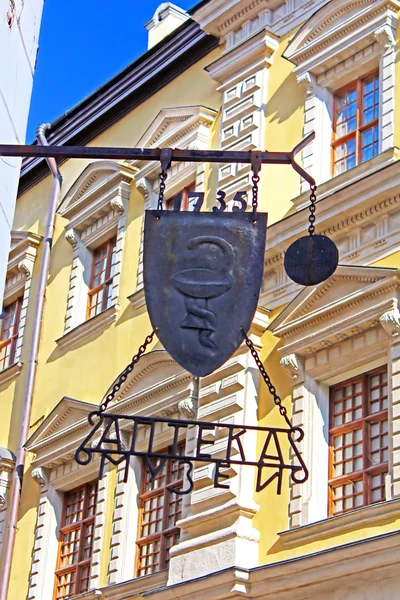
[0,361,23,386]
[128,287,146,310]
[279,498,400,548]
[56,305,119,352]
[101,570,167,600]
[292,147,399,211]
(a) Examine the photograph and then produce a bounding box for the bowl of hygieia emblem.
[171,268,233,299]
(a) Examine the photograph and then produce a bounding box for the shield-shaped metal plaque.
[143,210,267,377]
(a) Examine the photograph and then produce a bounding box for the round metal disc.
[284,234,339,286]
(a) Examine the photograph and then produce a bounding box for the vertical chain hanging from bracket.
[308,183,317,236]
[155,148,173,218]
[250,151,262,222]
[284,181,339,286]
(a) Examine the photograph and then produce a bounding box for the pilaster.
[380,303,400,499]
[27,468,62,600]
[206,30,278,201]
[167,309,269,583]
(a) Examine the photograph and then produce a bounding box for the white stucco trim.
[59,161,135,335]
[283,0,399,190]
[271,266,400,528]
[2,231,42,370]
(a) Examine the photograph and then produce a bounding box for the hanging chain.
[250,151,262,222]
[155,148,173,218]
[242,328,293,430]
[308,183,317,236]
[156,171,168,217]
[100,330,157,412]
[251,171,260,221]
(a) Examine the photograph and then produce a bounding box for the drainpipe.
[0,124,62,600]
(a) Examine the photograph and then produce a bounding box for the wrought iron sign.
[0,132,338,494]
[75,412,308,495]
[143,151,267,377]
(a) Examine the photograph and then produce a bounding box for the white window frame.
[0,231,42,383]
[283,0,399,190]
[57,161,136,352]
[269,266,400,536]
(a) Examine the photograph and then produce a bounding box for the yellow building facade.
[1,1,400,598]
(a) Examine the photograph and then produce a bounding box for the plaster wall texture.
[0,0,44,305]
[3,0,400,599]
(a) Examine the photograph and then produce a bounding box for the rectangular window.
[329,367,388,516]
[87,238,117,319]
[166,183,196,211]
[54,482,97,600]
[136,447,184,577]
[332,72,379,176]
[0,297,22,371]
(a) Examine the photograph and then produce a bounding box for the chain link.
[308,183,317,236]
[251,172,260,221]
[156,171,168,218]
[100,330,157,412]
[242,328,293,430]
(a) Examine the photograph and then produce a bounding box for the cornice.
[269,269,400,358]
[285,0,400,71]
[18,21,219,195]
[7,231,42,274]
[59,161,136,227]
[206,29,279,85]
[265,150,400,266]
[272,274,399,336]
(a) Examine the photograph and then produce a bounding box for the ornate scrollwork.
[280,354,305,383]
[31,468,48,490]
[380,304,400,337]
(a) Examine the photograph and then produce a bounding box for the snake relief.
[170,236,234,350]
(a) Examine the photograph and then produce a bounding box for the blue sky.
[26,0,195,142]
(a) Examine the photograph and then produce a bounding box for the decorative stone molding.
[283,0,399,189]
[280,354,304,383]
[296,71,314,96]
[191,0,331,42]
[0,361,23,386]
[17,259,33,279]
[0,447,16,556]
[178,379,199,420]
[60,161,135,334]
[129,105,217,291]
[27,458,108,600]
[64,228,78,248]
[262,150,400,310]
[56,304,119,353]
[0,448,16,508]
[31,468,49,490]
[269,265,400,528]
[206,29,278,201]
[168,309,268,584]
[380,302,400,337]
[280,498,400,549]
[2,231,42,372]
[131,106,216,205]
[374,23,396,49]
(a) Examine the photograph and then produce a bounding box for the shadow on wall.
[266,68,304,128]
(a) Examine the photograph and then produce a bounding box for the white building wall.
[0,0,44,305]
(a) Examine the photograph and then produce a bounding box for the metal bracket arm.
[0,132,315,184]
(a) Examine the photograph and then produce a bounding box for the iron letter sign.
[75,412,308,495]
